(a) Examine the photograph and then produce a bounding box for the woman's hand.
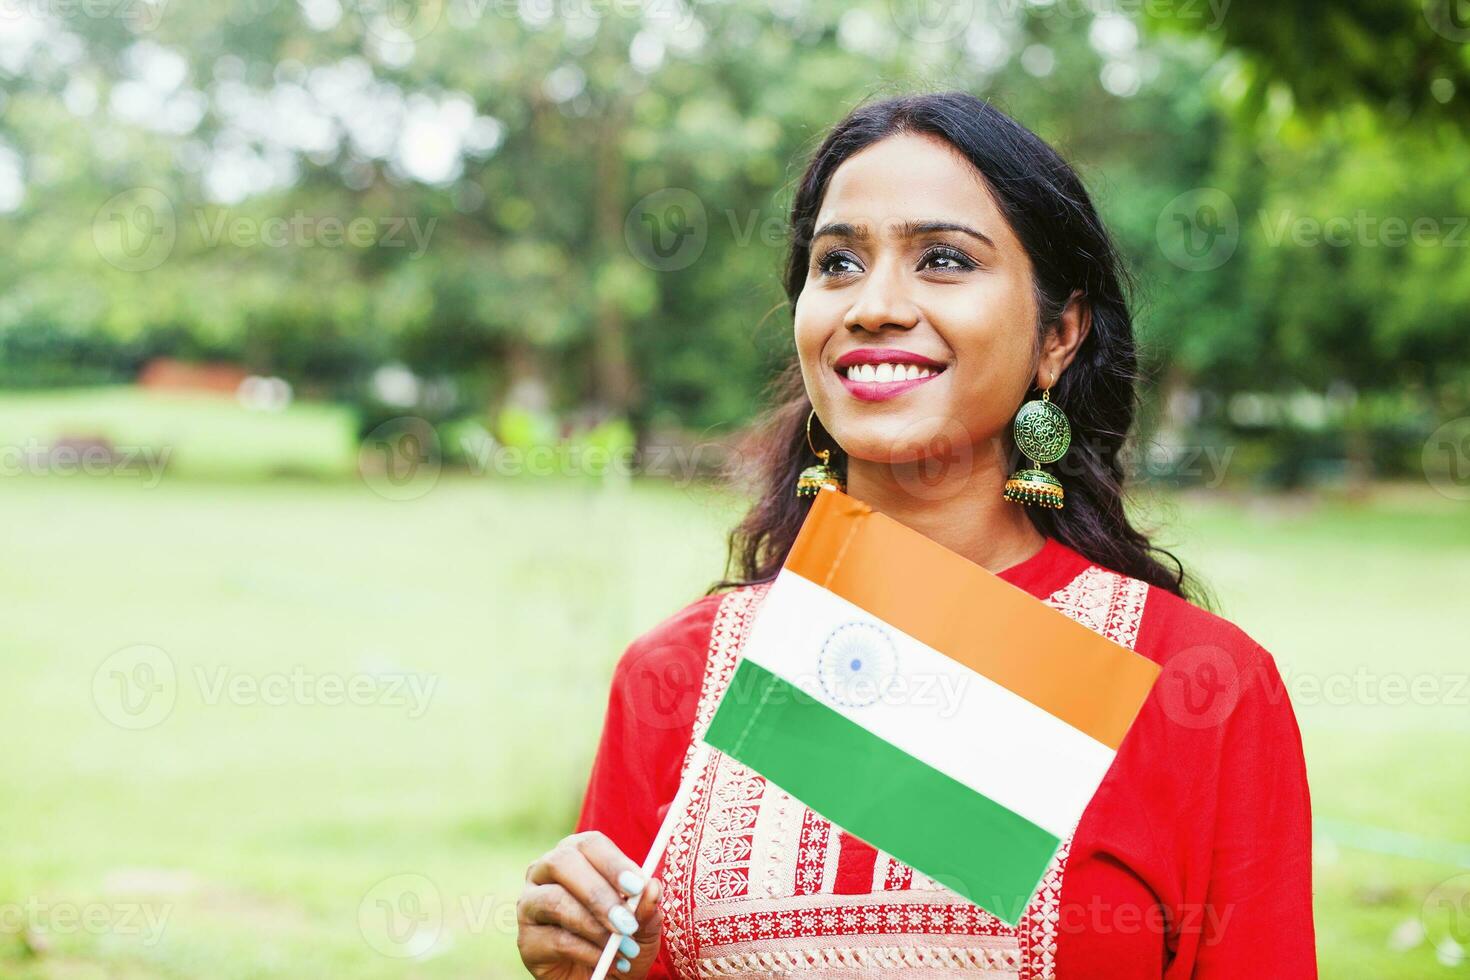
[517,831,664,979]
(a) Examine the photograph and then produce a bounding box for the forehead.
[814,132,1013,245]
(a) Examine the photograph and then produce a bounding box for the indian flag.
[701,486,1160,925]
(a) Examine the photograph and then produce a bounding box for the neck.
[842,449,1046,574]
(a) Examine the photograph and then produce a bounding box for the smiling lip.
[838,370,944,402]
[833,348,948,402]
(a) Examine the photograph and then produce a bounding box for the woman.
[516,92,1315,979]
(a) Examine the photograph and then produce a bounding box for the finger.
[573,832,651,902]
[631,877,663,939]
[518,923,605,970]
[519,883,617,948]
[622,878,663,965]
[527,841,639,939]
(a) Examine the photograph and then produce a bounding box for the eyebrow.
[810,219,996,250]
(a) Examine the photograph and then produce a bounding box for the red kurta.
[575,536,1316,978]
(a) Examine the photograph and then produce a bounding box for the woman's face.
[793,132,1048,468]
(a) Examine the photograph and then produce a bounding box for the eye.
[816,249,862,277]
[920,245,976,272]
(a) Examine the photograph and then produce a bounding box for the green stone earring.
[1003,378,1070,510]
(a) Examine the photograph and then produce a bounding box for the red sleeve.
[574,594,722,979]
[1191,643,1316,978]
[1060,588,1318,978]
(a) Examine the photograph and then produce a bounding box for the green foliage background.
[1,0,1467,485]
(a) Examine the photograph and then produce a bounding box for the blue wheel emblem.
[817,622,897,708]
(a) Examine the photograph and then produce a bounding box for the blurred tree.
[1148,0,1470,125]
[0,0,1464,480]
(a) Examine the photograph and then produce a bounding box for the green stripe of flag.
[704,658,1062,925]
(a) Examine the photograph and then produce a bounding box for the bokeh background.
[2,0,1469,976]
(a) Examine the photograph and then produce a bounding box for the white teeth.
[844,363,939,383]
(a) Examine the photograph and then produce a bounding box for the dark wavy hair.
[705,91,1203,605]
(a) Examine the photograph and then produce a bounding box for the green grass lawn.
[0,391,1466,978]
[0,387,358,482]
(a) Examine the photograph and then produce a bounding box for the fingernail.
[618,870,646,895]
[619,935,639,958]
[615,956,632,973]
[609,905,638,936]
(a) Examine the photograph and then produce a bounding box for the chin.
[832,418,959,466]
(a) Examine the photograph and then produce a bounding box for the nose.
[842,257,920,334]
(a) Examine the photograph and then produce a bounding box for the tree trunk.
[591,101,637,417]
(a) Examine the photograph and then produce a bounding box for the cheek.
[792,290,834,368]
[943,269,1034,335]
[937,280,1039,422]
[792,285,825,337]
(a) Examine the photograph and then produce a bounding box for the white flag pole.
[589,740,712,980]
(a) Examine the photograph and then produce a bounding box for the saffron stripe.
[704,658,1062,926]
[783,487,1159,749]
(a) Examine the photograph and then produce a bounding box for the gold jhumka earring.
[796,408,845,498]
[1003,372,1071,510]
